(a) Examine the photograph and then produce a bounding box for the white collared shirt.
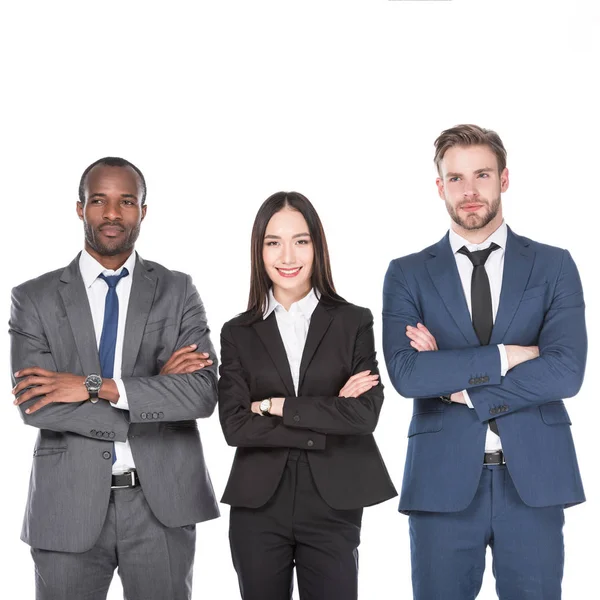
[263,288,320,395]
[449,221,509,452]
[79,249,136,473]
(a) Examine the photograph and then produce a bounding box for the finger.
[167,345,199,362]
[14,367,53,379]
[14,385,54,406]
[343,378,379,397]
[169,361,211,375]
[410,340,429,352]
[408,334,435,351]
[166,353,213,373]
[347,370,371,382]
[12,376,51,395]
[406,328,433,345]
[24,395,54,414]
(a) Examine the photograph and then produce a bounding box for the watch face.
[85,374,102,392]
[260,399,271,412]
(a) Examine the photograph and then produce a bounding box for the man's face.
[77,165,146,257]
[436,144,508,232]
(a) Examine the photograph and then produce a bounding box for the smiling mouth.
[100,226,125,236]
[276,267,302,278]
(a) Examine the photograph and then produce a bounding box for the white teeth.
[278,268,300,275]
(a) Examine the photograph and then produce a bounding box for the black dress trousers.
[229,450,363,600]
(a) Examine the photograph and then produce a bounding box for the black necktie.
[457,243,500,435]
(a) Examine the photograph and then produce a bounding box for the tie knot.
[99,267,129,289]
[457,243,500,267]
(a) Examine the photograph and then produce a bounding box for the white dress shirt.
[79,249,136,473]
[449,221,509,452]
[263,288,320,394]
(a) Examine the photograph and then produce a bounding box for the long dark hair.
[247,191,345,321]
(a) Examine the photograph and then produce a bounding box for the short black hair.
[78,157,147,205]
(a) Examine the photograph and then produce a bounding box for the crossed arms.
[382,250,587,421]
[10,277,217,440]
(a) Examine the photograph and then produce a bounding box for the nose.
[281,242,295,265]
[463,180,479,200]
[103,200,123,221]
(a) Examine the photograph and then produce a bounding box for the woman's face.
[262,207,314,299]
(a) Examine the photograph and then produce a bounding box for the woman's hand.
[338,371,379,398]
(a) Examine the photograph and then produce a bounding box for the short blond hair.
[434,124,507,175]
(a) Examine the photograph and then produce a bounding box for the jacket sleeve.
[121,275,218,423]
[382,259,501,398]
[281,308,384,435]
[218,323,326,450]
[9,285,129,442]
[468,250,587,421]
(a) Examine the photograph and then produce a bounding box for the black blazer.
[218,299,397,510]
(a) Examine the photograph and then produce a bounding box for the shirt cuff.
[462,390,474,409]
[112,379,129,410]
[498,344,508,377]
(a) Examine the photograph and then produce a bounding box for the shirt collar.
[79,249,137,289]
[263,288,320,320]
[449,220,508,255]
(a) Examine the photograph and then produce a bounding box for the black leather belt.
[484,451,505,465]
[111,469,140,489]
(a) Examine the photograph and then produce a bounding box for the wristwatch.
[259,398,272,416]
[85,374,103,403]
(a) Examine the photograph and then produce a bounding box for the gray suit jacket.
[9,253,220,552]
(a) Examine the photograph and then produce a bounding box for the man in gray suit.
[10,157,219,600]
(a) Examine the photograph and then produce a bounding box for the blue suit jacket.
[383,227,586,512]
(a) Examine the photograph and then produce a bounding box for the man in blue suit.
[383,124,586,599]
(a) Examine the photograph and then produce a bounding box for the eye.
[265,241,279,247]
[122,200,135,205]
[296,239,311,245]
[89,198,104,204]
[449,177,460,182]
[478,173,489,178]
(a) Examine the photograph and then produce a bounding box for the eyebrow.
[445,167,495,179]
[89,192,139,200]
[264,232,311,239]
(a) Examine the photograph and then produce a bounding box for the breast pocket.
[520,282,548,302]
[408,411,444,437]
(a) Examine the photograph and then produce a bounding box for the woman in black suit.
[219,191,396,600]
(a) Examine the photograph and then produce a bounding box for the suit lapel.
[298,302,334,392]
[426,234,480,346]
[121,256,158,377]
[58,254,102,375]
[252,313,295,396]
[489,228,535,345]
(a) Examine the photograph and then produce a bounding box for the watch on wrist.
[85,374,103,404]
[259,398,272,416]
[439,395,453,404]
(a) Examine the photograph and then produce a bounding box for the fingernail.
[190,344,197,349]
[207,360,213,364]
[25,408,30,414]
[13,399,18,405]
[14,371,20,377]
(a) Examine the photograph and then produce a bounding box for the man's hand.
[12,367,88,414]
[406,323,438,351]
[339,370,379,398]
[505,345,540,370]
[160,344,213,375]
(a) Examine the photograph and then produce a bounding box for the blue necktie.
[98,268,129,464]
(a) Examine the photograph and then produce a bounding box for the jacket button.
[141,412,147,419]
[152,412,159,419]
[102,451,112,460]
[307,440,314,447]
[96,431,103,437]
[293,415,300,422]
[158,412,164,419]
[109,432,115,439]
[469,378,476,385]
[482,376,489,383]
[489,408,497,415]
[102,432,109,438]
[502,405,509,412]
[90,429,96,436]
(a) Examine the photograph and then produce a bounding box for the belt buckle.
[484,451,505,466]
[111,470,136,489]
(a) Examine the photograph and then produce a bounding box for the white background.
[1,1,598,598]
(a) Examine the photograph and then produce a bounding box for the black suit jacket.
[218,299,397,510]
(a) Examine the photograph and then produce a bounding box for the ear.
[76,201,84,221]
[141,204,147,221]
[500,167,509,193]
[435,177,445,201]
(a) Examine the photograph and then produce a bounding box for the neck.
[85,244,133,271]
[272,284,312,311]
[451,213,504,245]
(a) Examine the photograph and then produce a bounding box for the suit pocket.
[408,411,443,437]
[521,282,548,302]
[144,318,177,335]
[539,401,571,425]
[33,446,67,457]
